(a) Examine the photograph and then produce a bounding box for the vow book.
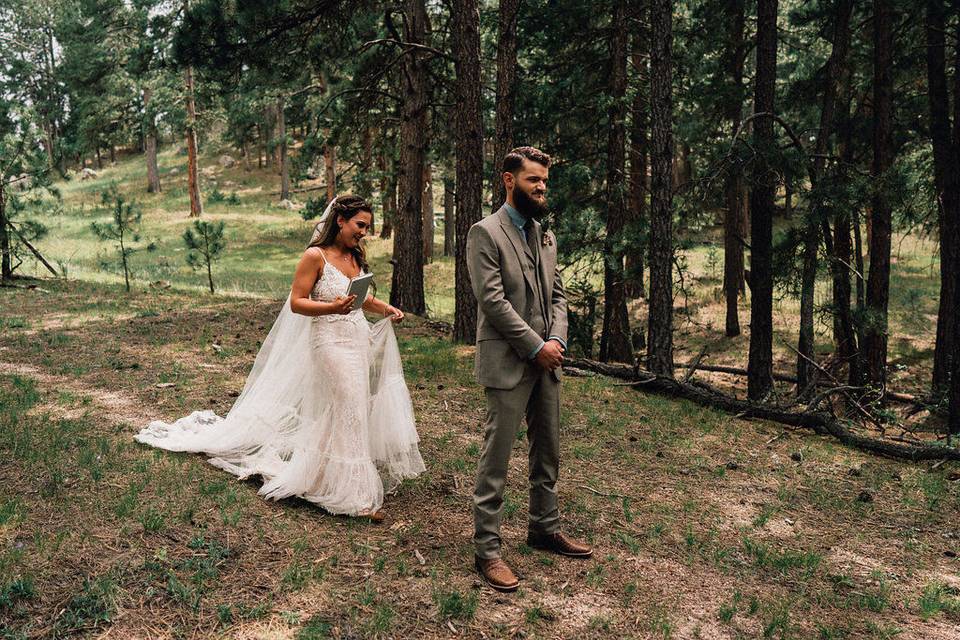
[346,272,374,310]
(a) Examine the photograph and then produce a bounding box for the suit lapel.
[497,208,537,291]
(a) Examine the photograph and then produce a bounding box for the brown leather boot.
[526,531,593,558]
[475,556,520,592]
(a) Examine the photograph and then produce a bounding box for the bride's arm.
[290,248,355,316]
[362,294,404,321]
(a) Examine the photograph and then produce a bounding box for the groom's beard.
[513,185,549,220]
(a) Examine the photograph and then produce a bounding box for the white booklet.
[345,272,374,310]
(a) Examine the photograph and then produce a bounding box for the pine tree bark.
[835,57,862,386]
[443,172,455,257]
[625,25,646,300]
[647,0,674,376]
[390,0,428,315]
[0,182,10,281]
[277,95,290,201]
[324,137,336,203]
[864,0,894,389]
[927,0,960,395]
[747,0,779,401]
[360,127,374,200]
[798,0,854,397]
[600,0,633,363]
[143,88,161,194]
[452,0,482,343]
[378,142,394,239]
[184,61,202,217]
[422,164,434,263]
[722,0,747,337]
[491,0,520,212]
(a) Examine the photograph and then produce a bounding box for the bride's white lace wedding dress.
[135,255,425,516]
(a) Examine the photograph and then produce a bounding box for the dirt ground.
[1,279,959,639]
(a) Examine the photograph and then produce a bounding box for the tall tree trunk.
[42,122,55,170]
[256,124,263,169]
[0,182,10,281]
[184,60,202,218]
[277,95,290,201]
[864,0,894,390]
[491,0,520,212]
[443,171,455,257]
[143,88,162,194]
[378,143,394,239]
[600,0,633,363]
[359,127,374,200]
[647,0,674,376]
[928,0,960,395]
[797,221,819,396]
[96,147,102,170]
[452,0,482,342]
[422,164,434,263]
[951,326,960,437]
[798,0,854,397]
[722,0,747,337]
[626,25,647,300]
[747,0,779,401]
[390,0,428,315]
[241,138,252,171]
[324,137,336,203]
[835,47,862,386]
[264,104,276,168]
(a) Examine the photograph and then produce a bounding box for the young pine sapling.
[183,219,226,294]
[91,188,151,292]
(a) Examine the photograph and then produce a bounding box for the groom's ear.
[502,171,515,191]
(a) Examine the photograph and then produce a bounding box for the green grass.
[433,589,477,621]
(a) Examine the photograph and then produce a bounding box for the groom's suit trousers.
[473,362,561,559]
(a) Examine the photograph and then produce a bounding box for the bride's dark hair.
[307,194,373,273]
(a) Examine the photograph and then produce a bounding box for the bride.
[135,195,425,519]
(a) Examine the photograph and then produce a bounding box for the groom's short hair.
[503,146,551,174]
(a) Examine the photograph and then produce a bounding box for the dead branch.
[5,220,58,277]
[682,347,708,384]
[669,359,917,404]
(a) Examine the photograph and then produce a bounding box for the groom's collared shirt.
[503,202,567,360]
[504,203,528,242]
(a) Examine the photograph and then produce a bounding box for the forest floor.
[2,146,957,638]
[2,279,960,639]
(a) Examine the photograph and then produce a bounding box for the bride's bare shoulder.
[302,246,326,263]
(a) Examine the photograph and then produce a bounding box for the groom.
[466,146,592,592]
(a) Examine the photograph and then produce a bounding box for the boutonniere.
[540,216,554,247]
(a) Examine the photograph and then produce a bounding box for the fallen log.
[564,357,959,463]
[594,359,918,404]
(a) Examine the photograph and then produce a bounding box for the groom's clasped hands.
[535,338,565,371]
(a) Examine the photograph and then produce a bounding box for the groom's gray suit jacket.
[466,206,568,389]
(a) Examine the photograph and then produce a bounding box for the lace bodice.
[310,253,367,334]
